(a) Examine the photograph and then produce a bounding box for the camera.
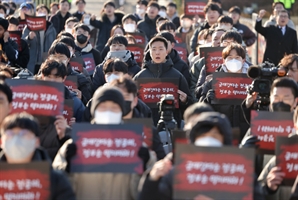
[13,68,34,79]
[247,61,287,109]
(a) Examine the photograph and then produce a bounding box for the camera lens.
[258,81,269,92]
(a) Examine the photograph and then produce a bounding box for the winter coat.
[12,39,30,68]
[168,13,180,30]
[22,21,57,73]
[74,42,103,66]
[291,176,298,200]
[168,48,190,85]
[255,19,298,66]
[64,86,85,122]
[190,22,211,52]
[137,14,160,41]
[190,57,205,99]
[0,38,18,65]
[72,11,85,21]
[176,26,195,54]
[133,56,193,128]
[0,147,76,200]
[50,11,72,34]
[90,12,124,51]
[199,65,250,140]
[92,50,141,91]
[264,15,296,30]
[233,21,256,47]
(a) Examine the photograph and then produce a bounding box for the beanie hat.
[189,111,232,145]
[0,18,9,30]
[91,86,125,117]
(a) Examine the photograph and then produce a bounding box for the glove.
[65,143,77,173]
[205,89,215,103]
[138,146,150,171]
[239,135,259,148]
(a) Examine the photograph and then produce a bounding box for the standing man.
[255,9,297,65]
[134,0,148,22]
[50,0,72,34]
[73,0,86,21]
[166,2,180,30]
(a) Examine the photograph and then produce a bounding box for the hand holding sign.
[149,153,173,181]
[55,115,69,139]
[29,31,36,39]
[266,166,285,191]
[178,90,187,103]
[3,32,9,43]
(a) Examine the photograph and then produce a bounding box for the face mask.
[182,20,192,28]
[105,73,119,83]
[198,40,205,45]
[0,13,5,18]
[158,11,167,18]
[65,27,72,34]
[83,17,90,25]
[37,12,46,17]
[225,59,242,73]
[94,110,122,124]
[108,50,130,62]
[6,9,10,15]
[136,8,145,15]
[123,100,132,116]
[76,34,88,44]
[194,136,222,147]
[271,101,292,112]
[123,23,136,33]
[3,134,36,160]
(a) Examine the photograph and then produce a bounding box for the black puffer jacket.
[137,14,160,41]
[169,49,190,85]
[90,12,124,51]
[133,54,193,127]
[50,11,72,34]
[233,21,256,47]
[0,147,76,200]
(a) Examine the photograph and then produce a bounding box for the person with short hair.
[73,0,86,21]
[176,14,194,54]
[8,2,16,15]
[50,0,72,34]
[18,3,33,20]
[166,2,180,30]
[134,0,148,22]
[0,3,7,18]
[158,21,176,36]
[50,2,59,17]
[64,16,79,34]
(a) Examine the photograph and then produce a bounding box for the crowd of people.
[0,0,297,199]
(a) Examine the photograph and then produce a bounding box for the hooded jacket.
[168,48,190,85]
[50,11,72,34]
[92,50,141,91]
[74,42,103,66]
[90,12,124,51]
[0,147,76,200]
[133,53,193,128]
[137,14,160,41]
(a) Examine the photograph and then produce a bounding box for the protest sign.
[123,118,153,148]
[175,33,184,44]
[276,136,298,186]
[70,57,84,72]
[251,111,294,154]
[136,78,179,108]
[63,99,74,125]
[18,20,27,32]
[127,44,145,66]
[184,0,206,17]
[6,79,64,117]
[212,72,251,105]
[25,15,46,31]
[200,47,224,75]
[175,43,188,63]
[0,162,50,200]
[64,75,78,90]
[9,31,22,51]
[82,53,96,75]
[174,144,254,200]
[130,32,146,44]
[71,123,143,173]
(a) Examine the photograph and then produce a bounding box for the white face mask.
[94,110,122,124]
[6,9,10,15]
[37,12,46,17]
[105,73,119,83]
[194,136,222,147]
[182,20,192,28]
[123,23,136,33]
[65,27,72,34]
[83,18,90,25]
[3,135,36,160]
[225,59,242,72]
[198,40,205,45]
[158,11,167,18]
[0,13,5,19]
[136,8,145,16]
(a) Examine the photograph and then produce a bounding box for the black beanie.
[0,18,9,31]
[91,86,125,117]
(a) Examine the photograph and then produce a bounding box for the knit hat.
[91,86,125,117]
[0,18,9,31]
[20,3,32,10]
[189,111,232,145]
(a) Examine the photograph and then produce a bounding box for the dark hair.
[125,34,136,44]
[149,36,168,49]
[75,0,86,5]
[208,0,221,4]
[36,4,50,14]
[104,1,115,8]
[160,5,166,11]
[50,2,59,8]
[158,21,176,31]
[222,43,245,59]
[9,2,17,9]
[280,54,298,70]
[57,31,75,40]
[272,1,285,10]
[59,0,71,6]
[148,1,160,10]
[110,74,138,96]
[184,102,214,123]
[108,35,128,47]
[0,4,7,14]
[198,28,212,40]
[40,58,67,78]
[1,112,39,136]
[277,9,289,17]
[74,23,91,34]
[229,6,241,15]
[122,14,137,24]
[103,58,128,74]
[65,16,79,25]
[167,2,177,9]
[110,25,125,37]
[0,80,12,103]
[156,31,176,43]
[48,42,71,58]
[180,14,192,20]
[217,15,233,25]
[271,77,298,98]
[220,30,243,44]
[7,16,19,26]
[58,36,76,49]
[137,0,148,6]
[203,2,221,14]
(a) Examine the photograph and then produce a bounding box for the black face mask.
[271,101,292,112]
[76,34,88,44]
[123,101,132,116]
